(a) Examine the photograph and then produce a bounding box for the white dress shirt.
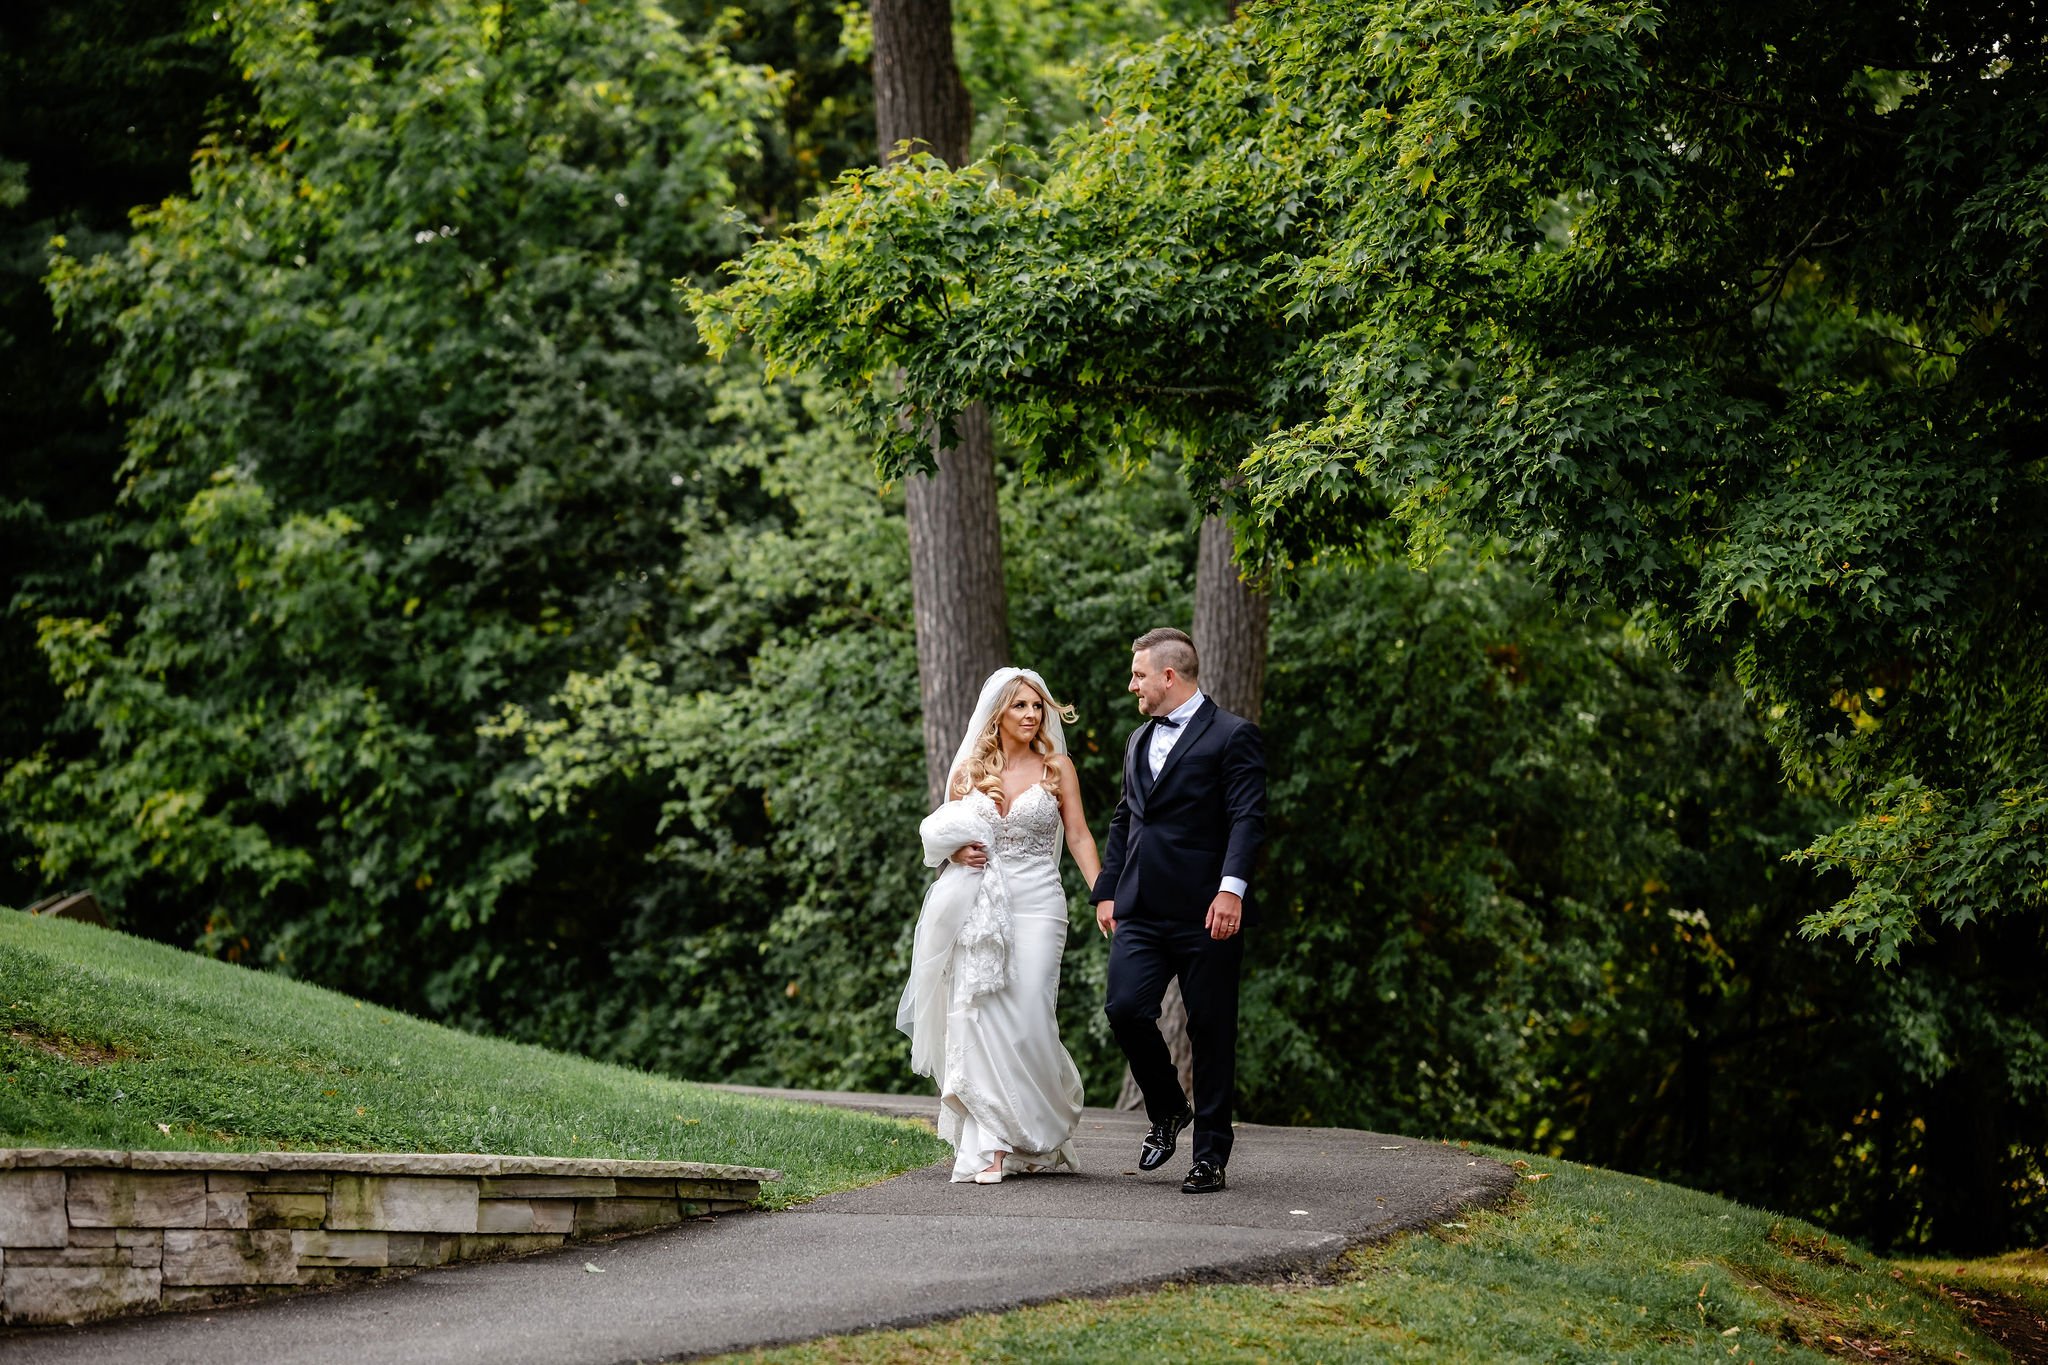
[1146,691,1249,901]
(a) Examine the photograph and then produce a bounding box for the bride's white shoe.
[973,1167,1005,1184]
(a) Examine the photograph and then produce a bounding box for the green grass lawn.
[1896,1248,2048,1313]
[1893,1249,2048,1360]
[7,911,2029,1361]
[0,912,948,1207]
[719,1151,2020,1364]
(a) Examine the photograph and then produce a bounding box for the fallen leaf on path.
[584,1263,605,1274]
[1523,1172,1551,1181]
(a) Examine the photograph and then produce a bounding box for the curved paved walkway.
[3,1091,1515,1364]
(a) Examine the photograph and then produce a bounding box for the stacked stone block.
[0,1149,777,1327]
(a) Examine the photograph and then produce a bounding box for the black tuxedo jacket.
[1090,697,1266,923]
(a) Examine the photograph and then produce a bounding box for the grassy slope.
[1894,1250,2048,1359]
[5,913,2024,1360]
[721,1151,2015,1364]
[1896,1249,2048,1312]
[0,913,948,1207]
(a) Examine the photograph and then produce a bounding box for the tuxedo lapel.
[1126,723,1151,817]
[1150,698,1216,794]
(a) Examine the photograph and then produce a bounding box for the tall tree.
[871,0,1009,804]
[697,0,2048,963]
[16,0,781,985]
[694,1,2048,1248]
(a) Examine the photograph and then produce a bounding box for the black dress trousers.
[1103,915,1244,1168]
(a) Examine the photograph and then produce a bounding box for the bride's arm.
[922,788,989,869]
[1054,757,1102,888]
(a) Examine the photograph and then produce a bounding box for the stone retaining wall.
[0,1148,779,1327]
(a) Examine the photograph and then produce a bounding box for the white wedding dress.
[935,785,1085,1180]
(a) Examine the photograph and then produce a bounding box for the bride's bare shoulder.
[1047,752,1084,801]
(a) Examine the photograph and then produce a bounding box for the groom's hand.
[1206,890,1243,941]
[1094,900,1116,937]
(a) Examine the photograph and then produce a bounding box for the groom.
[1093,627,1266,1194]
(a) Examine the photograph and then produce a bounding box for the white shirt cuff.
[1219,876,1247,899]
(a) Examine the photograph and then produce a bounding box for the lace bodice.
[972,784,1062,864]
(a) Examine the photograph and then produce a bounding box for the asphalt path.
[4,1090,1516,1364]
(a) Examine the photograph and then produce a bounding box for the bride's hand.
[951,842,989,869]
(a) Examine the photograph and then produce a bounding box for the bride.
[897,667,1101,1183]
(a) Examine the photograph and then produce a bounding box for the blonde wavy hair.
[949,675,1077,803]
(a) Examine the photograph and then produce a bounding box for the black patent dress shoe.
[1137,1105,1194,1172]
[1181,1160,1227,1194]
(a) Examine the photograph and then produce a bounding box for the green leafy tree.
[697,0,2048,964]
[4,0,1242,1033]
[1251,545,2038,1251]
[696,0,2047,1248]
[0,0,243,907]
[11,0,781,996]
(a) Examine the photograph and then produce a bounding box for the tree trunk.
[1192,514,1269,724]
[906,405,1010,805]
[1116,514,1269,1110]
[870,1,1009,806]
[871,0,973,166]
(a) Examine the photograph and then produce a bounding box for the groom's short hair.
[1132,627,1199,680]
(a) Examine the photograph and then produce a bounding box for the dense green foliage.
[727,1145,2009,1364]
[0,0,245,908]
[0,914,946,1205]
[4,0,2041,1257]
[1230,543,2035,1253]
[700,0,2048,964]
[15,0,789,971]
[702,0,2048,1247]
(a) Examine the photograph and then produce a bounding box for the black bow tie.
[1152,714,1183,729]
